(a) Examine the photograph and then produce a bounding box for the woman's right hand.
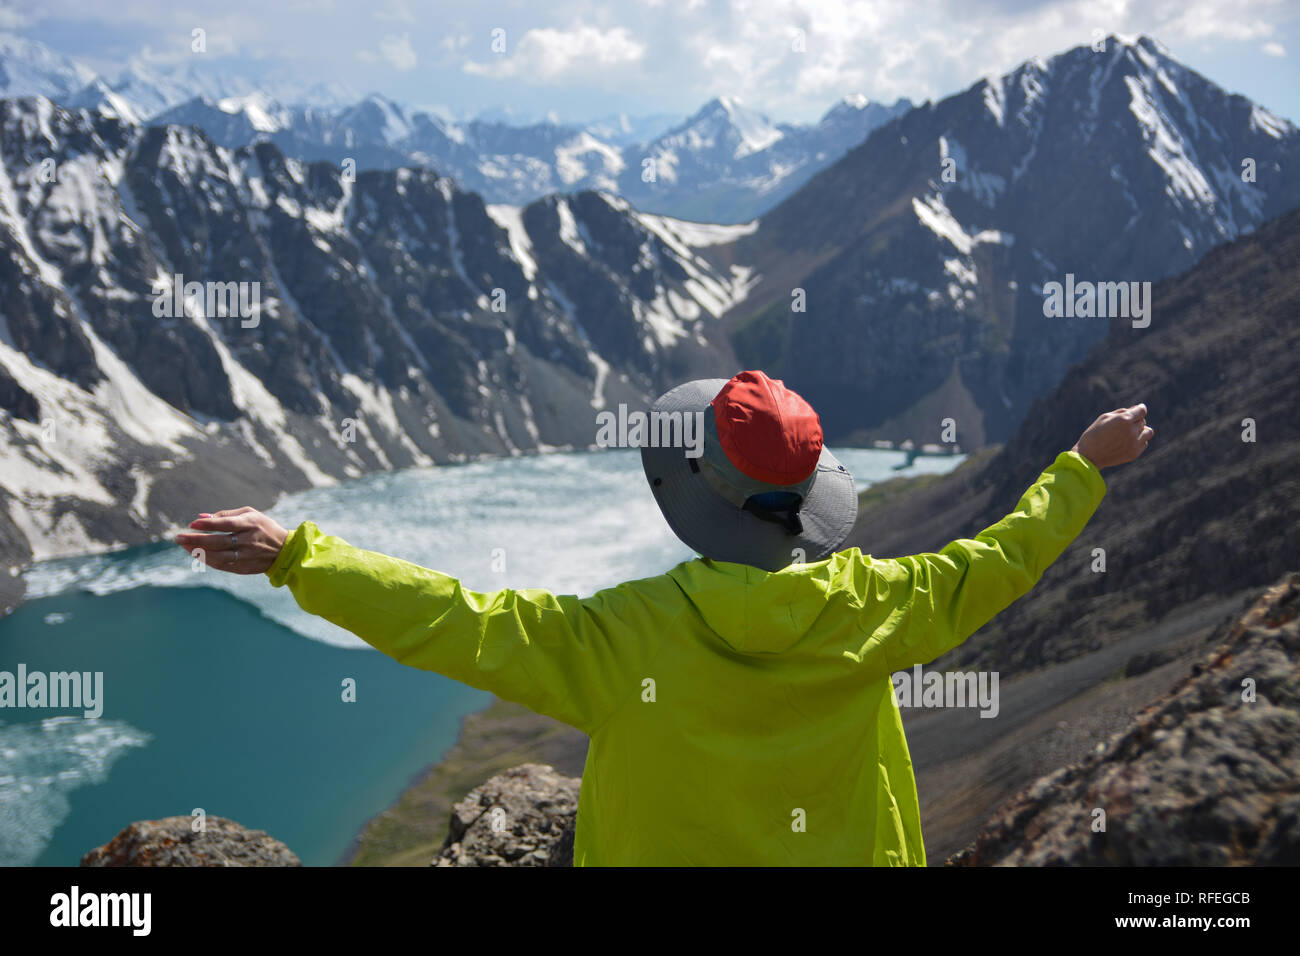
[174,507,290,575]
[1072,404,1154,470]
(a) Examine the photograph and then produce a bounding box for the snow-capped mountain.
[0,31,360,124]
[66,78,147,125]
[0,32,96,100]
[582,112,686,148]
[0,32,911,222]
[141,91,910,222]
[3,31,1297,580]
[721,35,1299,447]
[0,96,756,568]
[134,89,910,222]
[617,95,912,221]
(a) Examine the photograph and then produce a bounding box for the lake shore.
[342,697,588,866]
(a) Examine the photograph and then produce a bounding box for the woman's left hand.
[174,507,289,575]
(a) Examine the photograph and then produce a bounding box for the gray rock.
[433,763,579,867]
[948,572,1300,865]
[81,816,301,867]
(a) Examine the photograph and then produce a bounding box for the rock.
[81,816,301,867]
[433,763,579,867]
[947,572,1300,865]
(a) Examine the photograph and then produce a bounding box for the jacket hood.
[665,555,835,654]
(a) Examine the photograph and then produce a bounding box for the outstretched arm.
[859,404,1153,675]
[175,512,659,734]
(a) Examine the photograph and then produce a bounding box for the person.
[174,369,1153,866]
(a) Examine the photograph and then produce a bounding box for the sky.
[3,0,1298,125]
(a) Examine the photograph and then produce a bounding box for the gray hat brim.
[640,379,858,572]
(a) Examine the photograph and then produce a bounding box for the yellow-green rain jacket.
[267,450,1106,865]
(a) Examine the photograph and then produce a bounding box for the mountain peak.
[0,30,98,99]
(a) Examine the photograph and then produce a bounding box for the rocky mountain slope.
[720,35,1299,447]
[0,96,754,568]
[949,572,1300,865]
[847,204,1300,673]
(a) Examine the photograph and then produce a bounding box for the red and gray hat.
[641,370,857,571]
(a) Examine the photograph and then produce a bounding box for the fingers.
[188,514,254,533]
[1139,425,1154,443]
[210,507,255,518]
[176,530,237,551]
[1125,403,1148,421]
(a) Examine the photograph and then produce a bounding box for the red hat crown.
[710,370,823,486]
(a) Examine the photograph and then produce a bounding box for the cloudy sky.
[5,0,1298,123]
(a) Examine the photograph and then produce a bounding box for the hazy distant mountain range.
[0,31,911,223]
[0,32,1296,574]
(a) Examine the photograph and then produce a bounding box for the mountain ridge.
[719,34,1298,447]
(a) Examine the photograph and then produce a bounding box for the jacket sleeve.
[265,523,651,734]
[858,450,1107,675]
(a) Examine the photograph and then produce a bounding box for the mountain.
[65,78,147,125]
[720,35,1299,447]
[0,32,361,124]
[949,572,1300,866]
[847,202,1300,671]
[582,112,686,148]
[617,95,912,222]
[0,32,95,101]
[150,92,912,223]
[0,32,911,222]
[4,33,1297,575]
[0,97,755,569]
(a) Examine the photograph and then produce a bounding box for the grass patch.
[857,446,1001,515]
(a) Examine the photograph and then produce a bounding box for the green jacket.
[267,450,1106,865]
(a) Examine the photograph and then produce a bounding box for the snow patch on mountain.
[555,198,588,256]
[718,97,784,159]
[983,77,1007,127]
[485,203,538,281]
[554,132,623,186]
[1250,105,1292,140]
[1124,74,1215,208]
[217,92,291,133]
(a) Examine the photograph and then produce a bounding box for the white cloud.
[464,25,646,81]
[373,0,416,24]
[382,33,418,70]
[1262,41,1286,57]
[0,7,33,29]
[669,0,1295,118]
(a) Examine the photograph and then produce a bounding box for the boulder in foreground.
[434,763,579,867]
[81,816,301,867]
